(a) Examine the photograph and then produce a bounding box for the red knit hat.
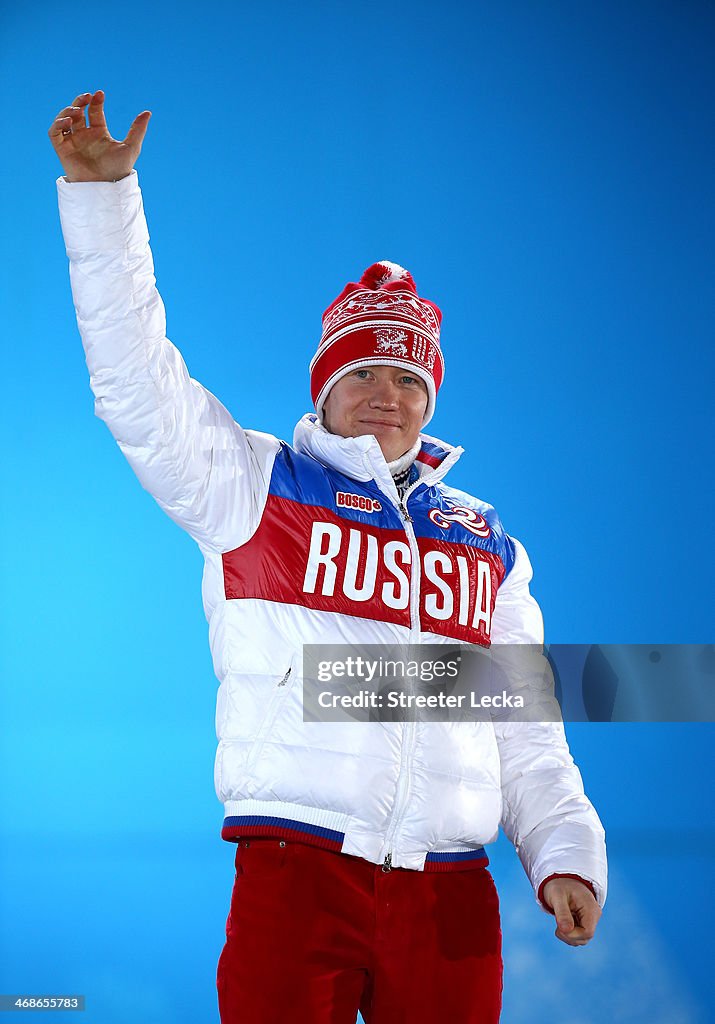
[310,260,444,427]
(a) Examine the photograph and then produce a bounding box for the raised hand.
[48,90,151,183]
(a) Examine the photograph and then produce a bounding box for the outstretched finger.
[87,90,107,129]
[69,92,93,125]
[123,110,152,152]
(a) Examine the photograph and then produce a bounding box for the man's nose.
[368,380,400,408]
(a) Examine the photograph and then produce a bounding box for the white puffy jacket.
[56,170,607,908]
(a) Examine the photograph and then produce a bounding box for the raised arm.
[49,92,280,553]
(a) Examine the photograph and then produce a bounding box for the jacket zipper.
[398,498,413,523]
[356,444,464,871]
[381,481,423,870]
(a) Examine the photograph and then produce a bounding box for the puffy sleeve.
[491,536,608,909]
[56,170,280,553]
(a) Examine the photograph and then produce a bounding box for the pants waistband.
[221,815,489,872]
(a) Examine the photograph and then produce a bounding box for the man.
[50,91,607,1024]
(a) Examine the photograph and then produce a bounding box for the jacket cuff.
[537,872,598,913]
[56,169,146,254]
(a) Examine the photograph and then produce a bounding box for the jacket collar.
[292,413,464,498]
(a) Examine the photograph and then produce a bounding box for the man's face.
[322,364,429,463]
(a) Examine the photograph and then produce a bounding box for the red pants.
[217,838,502,1023]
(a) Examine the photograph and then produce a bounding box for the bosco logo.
[336,491,383,513]
[429,503,491,538]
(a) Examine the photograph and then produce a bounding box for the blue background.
[1,0,713,1020]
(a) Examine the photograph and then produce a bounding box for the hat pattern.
[310,260,444,426]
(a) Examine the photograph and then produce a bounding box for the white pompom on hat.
[310,260,444,427]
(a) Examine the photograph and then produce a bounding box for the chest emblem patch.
[429,503,491,538]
